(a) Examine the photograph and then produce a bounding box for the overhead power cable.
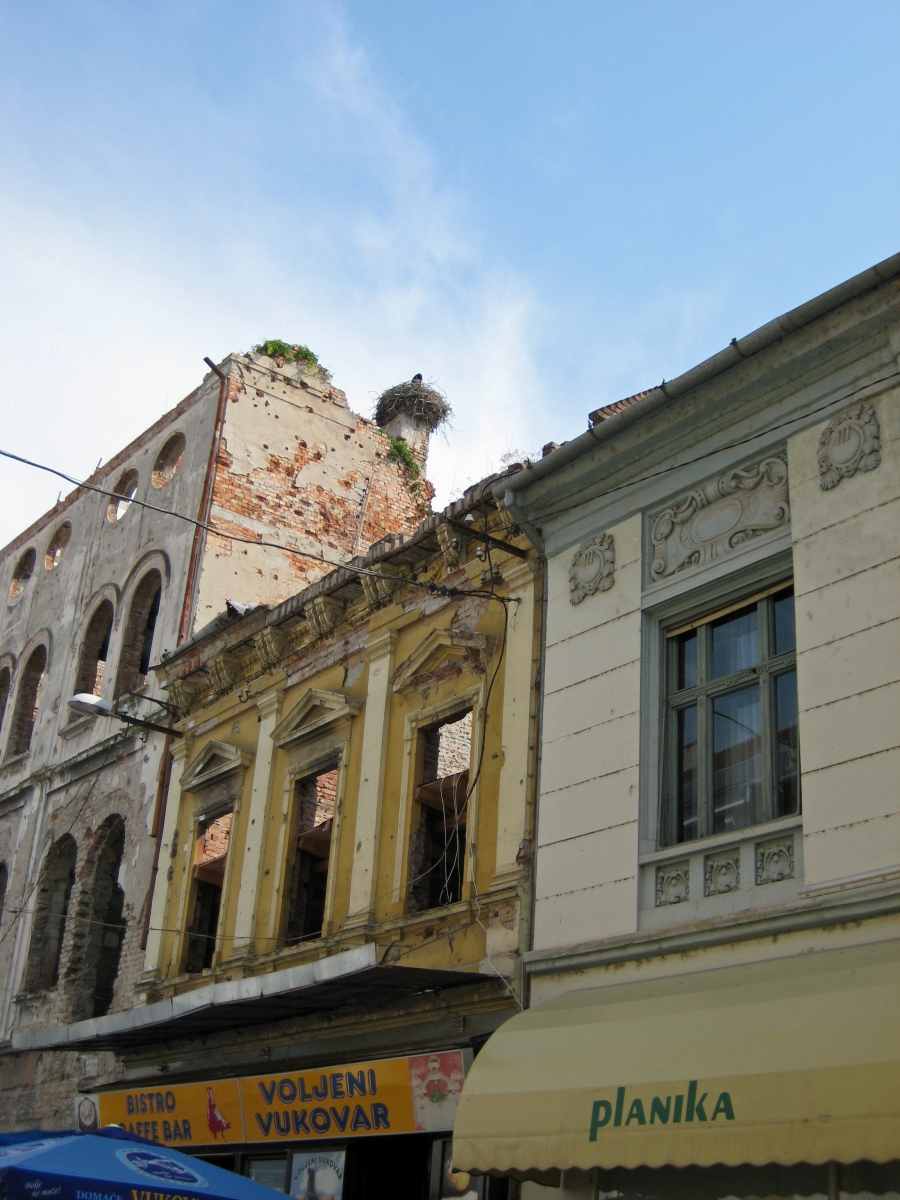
[0,448,520,601]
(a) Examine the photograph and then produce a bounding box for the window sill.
[58,715,94,739]
[640,814,802,867]
[1,752,30,771]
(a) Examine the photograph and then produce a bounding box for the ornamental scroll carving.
[818,403,881,490]
[649,455,789,581]
[569,533,615,604]
[656,862,689,906]
[756,837,794,885]
[705,851,740,896]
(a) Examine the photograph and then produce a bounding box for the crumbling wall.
[191,355,433,626]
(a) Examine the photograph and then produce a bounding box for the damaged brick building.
[0,345,440,1127]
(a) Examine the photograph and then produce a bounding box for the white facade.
[497,254,900,1197]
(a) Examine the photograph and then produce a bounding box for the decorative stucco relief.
[569,533,615,604]
[656,862,689,906]
[649,455,789,581]
[818,403,881,490]
[756,837,794,884]
[705,851,740,896]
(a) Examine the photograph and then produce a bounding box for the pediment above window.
[391,629,493,694]
[181,740,253,791]
[272,688,362,750]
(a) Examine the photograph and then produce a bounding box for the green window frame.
[660,582,800,847]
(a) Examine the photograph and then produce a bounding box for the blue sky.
[1,1,899,546]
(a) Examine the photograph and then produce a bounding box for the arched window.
[8,645,47,757]
[0,666,11,733]
[114,572,162,698]
[75,601,114,697]
[66,815,126,1020]
[23,834,76,992]
[0,862,8,926]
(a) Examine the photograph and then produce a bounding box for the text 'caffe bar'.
[77,1051,488,1200]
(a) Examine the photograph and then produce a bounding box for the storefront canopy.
[452,939,900,1173]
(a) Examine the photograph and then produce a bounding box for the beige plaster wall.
[788,386,900,886]
[532,514,643,951]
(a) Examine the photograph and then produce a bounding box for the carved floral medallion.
[656,862,689,906]
[649,455,789,580]
[569,533,615,604]
[756,837,794,885]
[705,851,740,896]
[817,403,881,490]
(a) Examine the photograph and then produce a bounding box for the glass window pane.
[713,684,762,833]
[712,606,759,678]
[775,671,800,816]
[774,588,796,655]
[676,706,698,842]
[247,1158,287,1191]
[675,630,698,690]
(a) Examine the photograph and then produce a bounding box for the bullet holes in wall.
[152,433,186,489]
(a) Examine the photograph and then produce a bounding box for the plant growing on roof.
[252,339,332,378]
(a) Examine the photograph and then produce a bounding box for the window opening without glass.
[152,432,186,488]
[10,548,36,597]
[23,834,77,992]
[9,644,47,757]
[661,584,799,846]
[408,709,473,914]
[283,766,337,944]
[66,815,126,1020]
[45,522,71,571]
[0,667,10,735]
[107,470,139,521]
[114,571,162,697]
[76,601,114,698]
[184,810,232,972]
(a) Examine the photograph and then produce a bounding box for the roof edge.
[498,248,900,498]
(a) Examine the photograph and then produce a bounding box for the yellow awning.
[452,939,900,1173]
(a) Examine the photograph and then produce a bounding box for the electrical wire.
[0,446,513,600]
[0,732,126,950]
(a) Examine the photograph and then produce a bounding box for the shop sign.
[289,1149,345,1200]
[76,1051,466,1148]
[243,1051,465,1143]
[76,1079,244,1147]
[588,1081,736,1140]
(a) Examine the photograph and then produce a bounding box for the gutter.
[496,248,900,501]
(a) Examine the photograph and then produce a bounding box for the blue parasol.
[0,1129,283,1200]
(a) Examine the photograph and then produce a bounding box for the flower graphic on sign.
[206,1087,232,1140]
[408,1051,465,1132]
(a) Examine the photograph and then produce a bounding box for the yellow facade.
[144,498,540,1005]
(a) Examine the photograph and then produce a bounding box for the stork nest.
[374,378,451,432]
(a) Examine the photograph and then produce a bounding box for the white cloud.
[0,5,543,549]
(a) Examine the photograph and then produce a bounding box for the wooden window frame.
[659,583,800,847]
